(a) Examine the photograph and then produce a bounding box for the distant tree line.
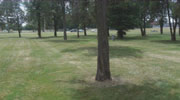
[0,0,179,40]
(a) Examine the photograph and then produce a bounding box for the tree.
[136,0,150,37]
[0,0,17,33]
[96,0,111,81]
[61,0,67,40]
[14,0,25,38]
[158,0,167,34]
[79,0,90,36]
[166,0,178,41]
[71,0,80,38]
[51,0,60,37]
[108,1,139,39]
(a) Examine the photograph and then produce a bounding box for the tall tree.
[72,0,80,38]
[14,3,25,38]
[79,0,90,36]
[108,0,139,39]
[158,0,167,34]
[0,0,17,33]
[96,0,111,81]
[61,0,67,40]
[166,0,178,41]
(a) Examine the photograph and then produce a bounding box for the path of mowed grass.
[0,28,180,100]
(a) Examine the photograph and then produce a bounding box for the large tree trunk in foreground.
[62,0,67,40]
[96,0,111,81]
[179,18,180,36]
[107,27,110,37]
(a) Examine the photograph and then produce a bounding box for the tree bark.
[117,30,125,39]
[96,0,111,81]
[37,12,41,38]
[143,16,146,36]
[160,17,164,35]
[107,27,110,37]
[62,0,67,40]
[54,14,57,37]
[36,0,42,38]
[160,24,163,35]
[17,16,21,38]
[166,0,176,41]
[83,24,87,36]
[77,27,80,38]
[18,30,21,38]
[179,18,180,36]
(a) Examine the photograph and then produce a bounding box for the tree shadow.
[62,46,143,58]
[45,39,90,43]
[151,40,180,45]
[69,79,180,100]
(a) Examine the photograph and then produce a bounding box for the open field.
[0,28,180,100]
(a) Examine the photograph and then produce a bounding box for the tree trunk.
[143,16,146,36]
[17,16,21,38]
[160,24,163,35]
[117,30,124,39]
[54,14,57,37]
[42,17,46,32]
[179,18,180,36]
[36,1,41,38]
[37,12,41,38]
[140,25,145,37]
[18,30,21,38]
[96,0,111,81]
[107,27,110,37]
[166,0,175,41]
[77,27,80,38]
[62,0,67,40]
[83,24,87,36]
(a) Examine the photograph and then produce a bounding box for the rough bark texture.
[107,27,110,37]
[62,0,67,40]
[95,0,111,81]
[179,19,180,36]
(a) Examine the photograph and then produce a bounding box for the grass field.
[0,28,180,100]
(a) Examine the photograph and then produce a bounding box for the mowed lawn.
[0,28,180,100]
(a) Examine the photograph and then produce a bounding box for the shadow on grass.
[151,40,180,45]
[45,39,90,43]
[62,46,143,58]
[69,80,180,100]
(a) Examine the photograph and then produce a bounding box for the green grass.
[0,28,180,100]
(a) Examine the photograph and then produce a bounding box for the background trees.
[108,0,139,39]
